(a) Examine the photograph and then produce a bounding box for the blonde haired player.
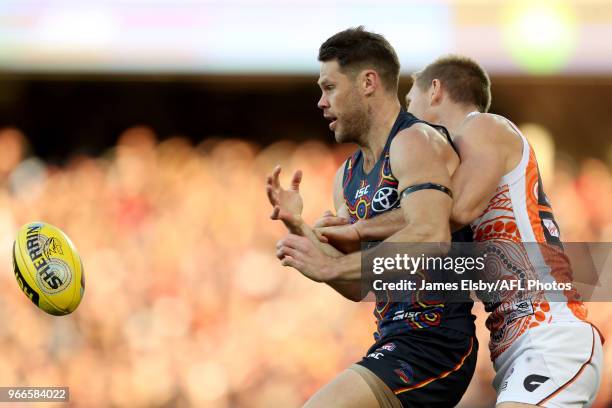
[311,56,604,407]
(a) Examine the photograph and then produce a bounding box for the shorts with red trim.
[356,327,478,407]
[494,322,603,407]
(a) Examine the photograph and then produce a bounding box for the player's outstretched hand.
[266,165,304,232]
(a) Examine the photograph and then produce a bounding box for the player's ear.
[362,69,378,96]
[430,79,443,106]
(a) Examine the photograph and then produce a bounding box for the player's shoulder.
[461,112,517,136]
[392,122,448,150]
[389,123,450,166]
[457,112,521,149]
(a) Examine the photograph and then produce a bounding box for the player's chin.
[333,129,347,143]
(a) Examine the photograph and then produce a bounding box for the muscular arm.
[450,115,520,228]
[352,210,405,241]
[322,116,522,239]
[279,125,455,283]
[344,115,518,237]
[330,125,453,281]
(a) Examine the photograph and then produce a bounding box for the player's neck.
[360,99,401,172]
[436,104,478,137]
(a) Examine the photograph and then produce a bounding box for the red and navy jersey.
[342,110,475,340]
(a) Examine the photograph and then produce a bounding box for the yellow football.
[12,222,85,316]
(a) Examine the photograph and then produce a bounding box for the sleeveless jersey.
[342,110,475,340]
[466,112,590,360]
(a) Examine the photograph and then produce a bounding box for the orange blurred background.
[0,1,611,406]
[0,124,609,407]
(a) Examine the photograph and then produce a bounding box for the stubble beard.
[334,98,370,145]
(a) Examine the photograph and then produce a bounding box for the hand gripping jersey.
[467,112,594,360]
[342,110,475,340]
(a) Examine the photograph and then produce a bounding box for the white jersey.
[466,112,591,360]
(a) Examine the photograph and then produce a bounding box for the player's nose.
[317,95,329,110]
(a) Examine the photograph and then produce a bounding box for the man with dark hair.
[318,26,400,94]
[266,29,477,407]
[314,54,604,407]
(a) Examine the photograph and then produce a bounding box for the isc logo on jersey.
[355,184,370,199]
[12,222,85,316]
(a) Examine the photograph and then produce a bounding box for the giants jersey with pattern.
[342,110,475,341]
[467,112,589,360]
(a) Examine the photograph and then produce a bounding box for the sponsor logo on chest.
[354,184,370,200]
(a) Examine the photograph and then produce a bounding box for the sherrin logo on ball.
[12,222,85,316]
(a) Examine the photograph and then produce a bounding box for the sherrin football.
[12,222,85,315]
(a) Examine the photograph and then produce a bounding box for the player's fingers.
[314,216,348,228]
[312,215,328,229]
[291,170,302,192]
[313,211,342,228]
[266,185,277,205]
[280,255,293,267]
[276,246,299,260]
[277,234,308,251]
[314,229,329,243]
[284,234,306,250]
[281,255,301,269]
[272,165,281,188]
[318,225,342,236]
[270,206,280,220]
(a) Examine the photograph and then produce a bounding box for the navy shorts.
[357,328,478,407]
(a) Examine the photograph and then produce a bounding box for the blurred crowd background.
[0,0,611,407]
[0,125,609,407]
